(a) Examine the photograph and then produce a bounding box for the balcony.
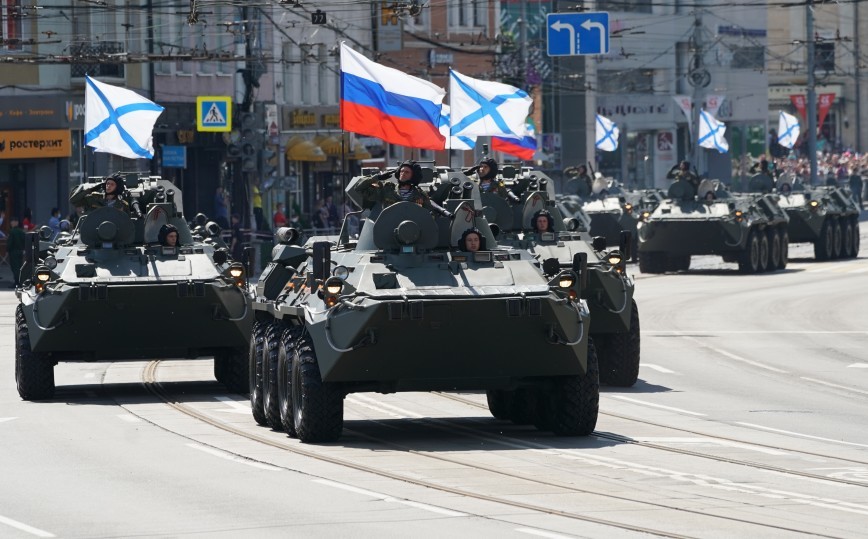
[70,41,125,78]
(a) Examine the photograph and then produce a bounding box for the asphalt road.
[1,225,867,538]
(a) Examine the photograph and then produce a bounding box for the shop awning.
[285,136,326,162]
[348,146,372,160]
[314,135,343,157]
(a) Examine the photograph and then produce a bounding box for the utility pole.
[690,10,704,174]
[806,0,818,185]
[854,0,862,152]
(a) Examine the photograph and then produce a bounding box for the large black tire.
[248,320,268,426]
[738,230,760,273]
[215,348,248,393]
[262,323,284,430]
[852,218,861,257]
[815,218,834,260]
[757,232,770,272]
[536,339,600,436]
[277,329,299,437]
[292,333,344,443]
[15,305,55,400]
[779,230,789,270]
[841,218,855,258]
[831,219,843,259]
[638,251,665,274]
[486,390,513,420]
[509,389,538,425]
[767,228,782,271]
[595,299,641,387]
[665,255,690,273]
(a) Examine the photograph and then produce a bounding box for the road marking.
[0,417,17,424]
[0,515,54,537]
[84,373,95,379]
[632,437,787,455]
[646,330,868,335]
[313,478,466,517]
[116,414,141,423]
[642,363,675,373]
[683,336,788,373]
[349,394,426,418]
[609,396,706,416]
[801,377,868,396]
[847,363,868,368]
[186,443,282,471]
[213,396,253,414]
[737,422,868,449]
[516,528,573,539]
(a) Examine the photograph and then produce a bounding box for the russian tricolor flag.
[492,121,537,161]
[340,43,446,150]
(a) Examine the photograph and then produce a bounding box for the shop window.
[815,42,835,72]
[731,46,764,70]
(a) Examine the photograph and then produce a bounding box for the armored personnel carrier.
[249,166,598,442]
[473,167,641,387]
[580,177,665,262]
[14,173,252,400]
[637,177,790,273]
[775,175,860,260]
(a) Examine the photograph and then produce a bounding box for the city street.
[1,222,867,538]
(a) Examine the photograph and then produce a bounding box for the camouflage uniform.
[355,175,437,212]
[69,182,130,214]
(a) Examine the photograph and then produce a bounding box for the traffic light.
[261,145,279,178]
[237,112,262,171]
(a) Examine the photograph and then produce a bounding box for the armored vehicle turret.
[249,165,598,442]
[472,167,641,387]
[637,177,790,273]
[775,176,860,260]
[14,173,252,400]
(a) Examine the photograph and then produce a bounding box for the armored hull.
[637,179,789,274]
[15,175,252,401]
[776,186,860,260]
[249,176,599,442]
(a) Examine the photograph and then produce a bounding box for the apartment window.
[448,0,487,29]
[598,69,654,94]
[731,46,764,70]
[597,0,652,14]
[282,43,299,103]
[815,42,835,72]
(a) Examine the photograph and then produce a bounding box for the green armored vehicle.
[471,166,640,387]
[580,177,665,262]
[249,163,598,442]
[637,177,790,273]
[775,175,860,260]
[14,173,252,400]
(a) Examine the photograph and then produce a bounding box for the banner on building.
[0,129,71,159]
[817,93,835,133]
[789,95,807,122]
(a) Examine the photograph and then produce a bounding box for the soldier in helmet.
[532,209,555,234]
[158,223,179,247]
[667,160,700,189]
[69,172,130,214]
[355,160,451,217]
[468,157,520,202]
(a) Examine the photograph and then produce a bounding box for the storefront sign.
[162,145,187,168]
[322,113,340,128]
[289,109,317,128]
[0,129,71,159]
[817,93,836,133]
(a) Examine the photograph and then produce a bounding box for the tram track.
[434,391,868,488]
[137,360,852,539]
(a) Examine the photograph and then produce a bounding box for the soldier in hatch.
[459,227,486,252]
[355,160,451,217]
[532,209,555,234]
[69,172,130,214]
[466,157,520,202]
[666,160,700,189]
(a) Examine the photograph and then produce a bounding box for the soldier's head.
[158,223,179,246]
[478,157,498,181]
[532,209,554,233]
[104,173,124,198]
[460,227,486,252]
[679,160,690,171]
[397,160,423,186]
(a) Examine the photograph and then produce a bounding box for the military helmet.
[158,223,179,245]
[478,157,498,180]
[459,227,487,251]
[396,160,423,185]
[531,209,555,233]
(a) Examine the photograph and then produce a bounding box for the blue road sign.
[547,12,610,56]
[162,145,187,168]
[196,96,232,132]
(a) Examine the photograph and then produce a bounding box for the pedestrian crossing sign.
[196,96,232,132]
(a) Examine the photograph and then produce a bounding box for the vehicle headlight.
[624,203,633,214]
[228,263,244,278]
[808,200,820,209]
[324,276,344,295]
[558,274,575,289]
[35,266,52,282]
[641,211,651,221]
[606,252,623,266]
[734,210,744,222]
[44,256,58,270]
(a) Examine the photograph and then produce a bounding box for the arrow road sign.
[547,12,610,57]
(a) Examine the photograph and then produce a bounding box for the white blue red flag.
[448,70,532,139]
[595,114,619,152]
[777,110,800,149]
[492,120,537,160]
[340,43,446,150]
[698,110,729,153]
[85,75,164,159]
